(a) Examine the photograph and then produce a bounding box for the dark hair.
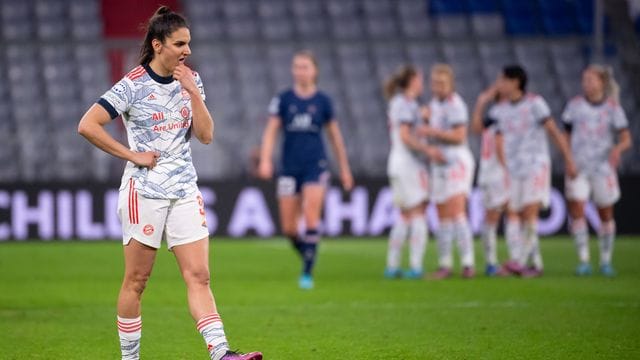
[139,6,189,65]
[502,65,527,91]
[383,65,419,100]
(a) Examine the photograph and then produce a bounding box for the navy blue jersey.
[268,88,334,173]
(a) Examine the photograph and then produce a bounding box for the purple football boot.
[221,351,263,360]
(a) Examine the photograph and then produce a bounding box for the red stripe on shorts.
[128,178,134,224]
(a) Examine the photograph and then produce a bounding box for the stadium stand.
[1,0,638,181]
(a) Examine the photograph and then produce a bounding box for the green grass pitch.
[1,237,639,359]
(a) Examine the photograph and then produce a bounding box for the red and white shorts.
[565,171,620,207]
[480,176,510,210]
[117,179,209,249]
[430,150,475,204]
[389,165,430,210]
[508,164,551,212]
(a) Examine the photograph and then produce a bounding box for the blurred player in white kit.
[419,64,476,279]
[383,65,444,279]
[472,85,521,276]
[491,65,577,277]
[562,65,632,277]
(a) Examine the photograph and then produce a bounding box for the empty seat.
[330,17,365,40]
[226,18,259,40]
[69,0,100,21]
[434,15,470,39]
[513,41,551,76]
[291,0,324,18]
[365,16,399,39]
[372,43,407,81]
[70,21,103,40]
[222,0,254,19]
[470,14,504,38]
[407,43,444,70]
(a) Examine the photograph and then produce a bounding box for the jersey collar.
[143,63,175,84]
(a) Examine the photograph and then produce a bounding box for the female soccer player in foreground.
[258,50,353,289]
[492,65,577,278]
[562,65,632,277]
[77,7,261,360]
[472,85,521,276]
[419,64,476,279]
[383,65,444,279]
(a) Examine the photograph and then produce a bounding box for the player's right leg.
[116,182,166,360]
[117,240,157,360]
[481,179,510,276]
[387,169,429,278]
[386,209,410,278]
[519,203,543,278]
[277,176,303,256]
[482,207,502,276]
[566,173,592,275]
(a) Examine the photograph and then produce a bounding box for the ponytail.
[139,6,188,65]
[383,65,418,100]
[603,67,620,103]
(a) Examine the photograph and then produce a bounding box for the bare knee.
[122,270,151,296]
[182,268,211,288]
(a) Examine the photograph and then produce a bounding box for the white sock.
[437,221,454,269]
[197,313,229,360]
[117,316,141,360]
[482,222,498,266]
[570,218,590,263]
[505,218,521,262]
[520,222,543,269]
[599,220,616,266]
[454,216,475,268]
[386,220,409,270]
[409,216,428,272]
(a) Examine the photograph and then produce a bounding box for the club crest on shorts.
[143,224,154,236]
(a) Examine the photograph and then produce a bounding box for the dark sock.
[302,229,320,276]
[287,235,303,255]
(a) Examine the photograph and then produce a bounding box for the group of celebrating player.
[384,62,631,280]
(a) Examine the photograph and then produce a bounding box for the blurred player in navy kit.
[258,50,353,289]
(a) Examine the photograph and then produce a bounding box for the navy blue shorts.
[277,165,330,196]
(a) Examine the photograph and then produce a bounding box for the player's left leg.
[597,206,616,277]
[173,239,262,360]
[299,183,326,289]
[406,202,428,278]
[173,239,226,358]
[568,200,591,275]
[449,194,475,278]
[592,172,621,277]
[482,207,502,276]
[519,203,543,277]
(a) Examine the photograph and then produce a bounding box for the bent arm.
[399,123,430,153]
[189,90,214,144]
[544,118,573,165]
[78,104,137,162]
[495,132,506,168]
[429,125,467,145]
[615,128,632,153]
